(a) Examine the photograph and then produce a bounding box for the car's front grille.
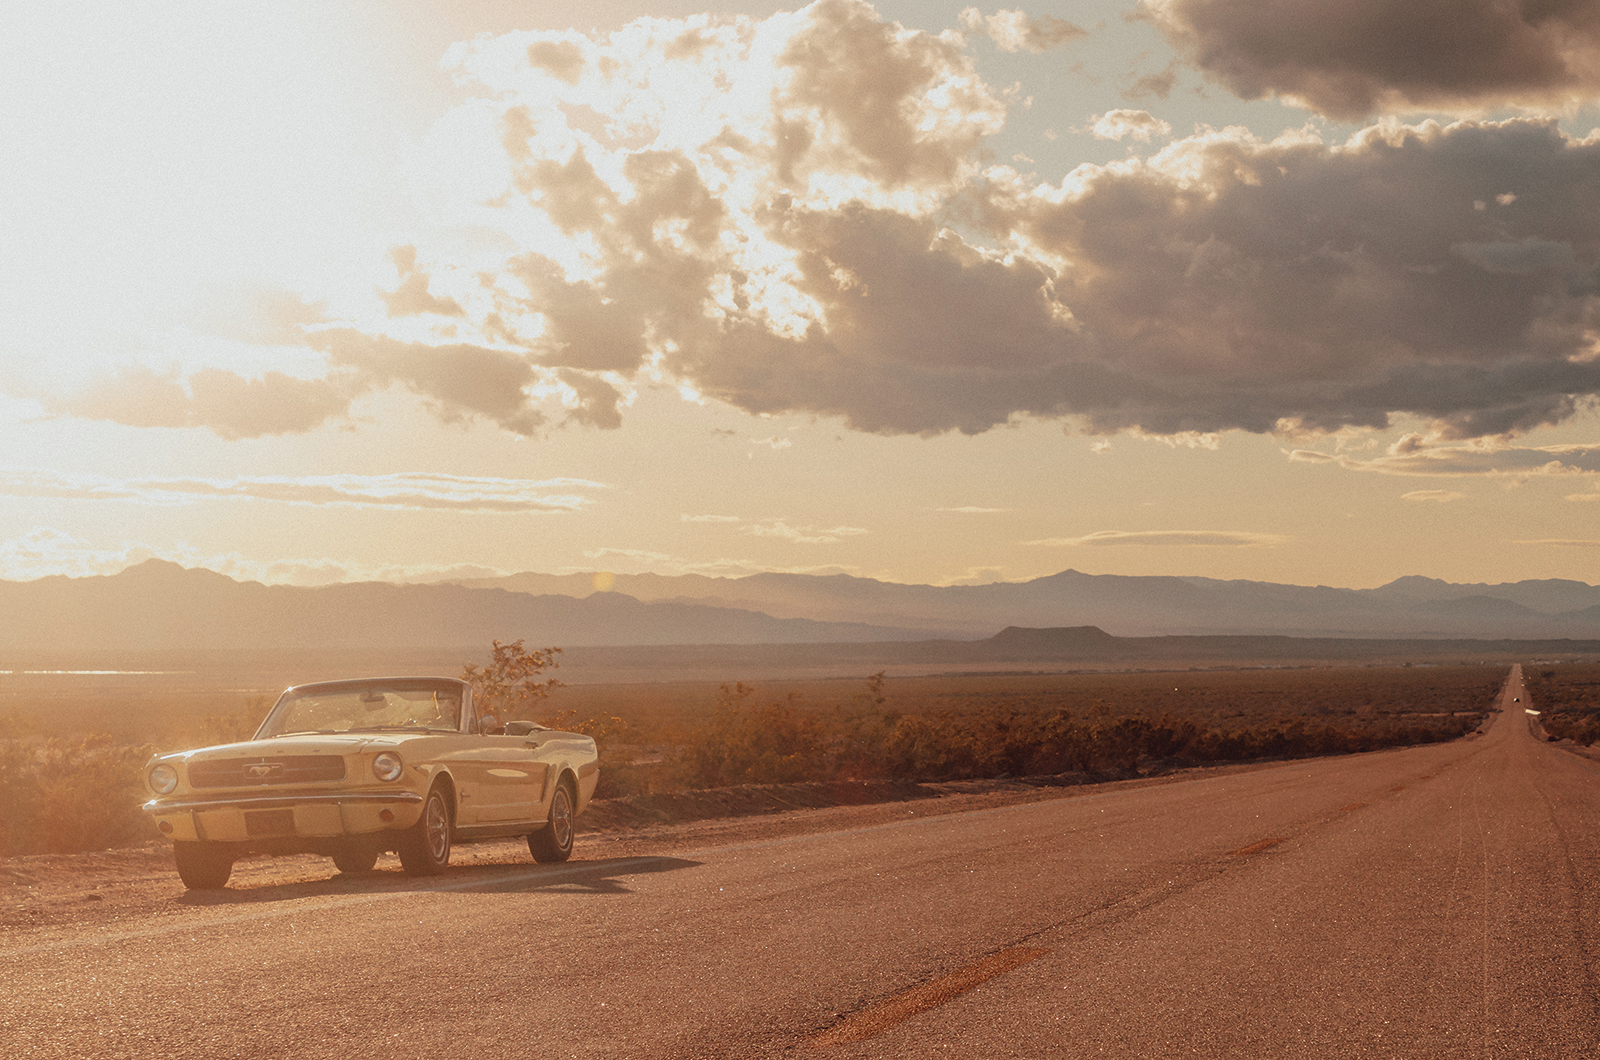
[188,755,346,788]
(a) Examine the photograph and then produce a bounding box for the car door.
[444,734,547,826]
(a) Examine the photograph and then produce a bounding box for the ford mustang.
[142,676,598,889]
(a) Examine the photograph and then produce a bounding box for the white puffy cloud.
[1142,0,1600,119]
[1090,109,1173,142]
[959,8,1087,53]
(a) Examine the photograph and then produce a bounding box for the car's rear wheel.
[528,779,575,863]
[173,840,234,890]
[331,844,379,875]
[398,785,452,876]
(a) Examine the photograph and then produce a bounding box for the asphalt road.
[6,665,1599,1059]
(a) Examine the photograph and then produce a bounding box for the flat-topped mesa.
[985,626,1122,656]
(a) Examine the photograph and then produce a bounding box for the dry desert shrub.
[639,668,1491,795]
[0,660,1503,855]
[0,729,155,857]
[1522,664,1600,744]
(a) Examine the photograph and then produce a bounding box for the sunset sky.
[5,0,1600,590]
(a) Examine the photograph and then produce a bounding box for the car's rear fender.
[563,760,598,814]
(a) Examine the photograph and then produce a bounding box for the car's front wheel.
[398,785,452,876]
[173,840,234,890]
[528,779,575,863]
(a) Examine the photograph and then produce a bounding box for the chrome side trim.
[143,792,424,814]
[454,820,540,840]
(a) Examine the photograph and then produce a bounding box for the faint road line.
[809,946,1052,1047]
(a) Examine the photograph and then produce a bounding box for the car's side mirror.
[476,713,504,735]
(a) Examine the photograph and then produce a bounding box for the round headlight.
[149,764,179,795]
[372,752,403,782]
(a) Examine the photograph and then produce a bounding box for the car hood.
[160,732,441,762]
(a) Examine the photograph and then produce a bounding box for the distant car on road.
[142,676,598,889]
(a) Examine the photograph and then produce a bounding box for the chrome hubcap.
[551,790,572,849]
[425,795,449,861]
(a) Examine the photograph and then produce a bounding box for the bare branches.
[461,639,563,720]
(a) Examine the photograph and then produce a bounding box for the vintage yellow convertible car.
[142,676,598,889]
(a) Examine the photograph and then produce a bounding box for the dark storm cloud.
[1009,119,1600,438]
[659,117,1600,440]
[666,203,1093,435]
[1142,0,1600,118]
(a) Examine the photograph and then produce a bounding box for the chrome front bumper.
[143,791,426,843]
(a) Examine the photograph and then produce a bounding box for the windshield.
[258,681,463,737]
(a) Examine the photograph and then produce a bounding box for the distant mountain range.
[4,560,1600,655]
[0,560,924,651]
[452,568,1600,641]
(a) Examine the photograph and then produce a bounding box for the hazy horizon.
[9,555,1600,594]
